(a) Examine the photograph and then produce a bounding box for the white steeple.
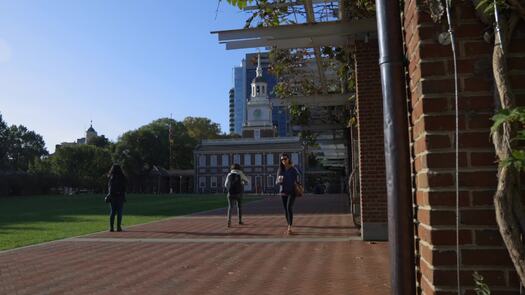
[251,53,268,99]
[242,52,275,139]
[256,54,262,77]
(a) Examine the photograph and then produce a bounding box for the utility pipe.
[375,0,416,294]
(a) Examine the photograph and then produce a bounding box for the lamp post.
[268,173,272,195]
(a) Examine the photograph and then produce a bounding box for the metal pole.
[375,0,416,294]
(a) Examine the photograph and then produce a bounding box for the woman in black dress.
[276,153,301,235]
[106,164,127,232]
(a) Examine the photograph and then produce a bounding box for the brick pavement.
[0,194,390,295]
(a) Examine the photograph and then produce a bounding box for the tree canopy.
[0,114,9,169]
[0,113,48,171]
[182,116,222,142]
[50,145,112,191]
[113,118,197,177]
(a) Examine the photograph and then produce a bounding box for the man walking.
[224,164,249,227]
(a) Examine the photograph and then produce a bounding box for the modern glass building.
[228,88,235,134]
[233,61,246,135]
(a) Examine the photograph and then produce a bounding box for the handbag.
[292,166,304,197]
[294,182,304,197]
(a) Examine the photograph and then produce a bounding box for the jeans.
[281,193,296,226]
[227,195,242,224]
[109,202,123,229]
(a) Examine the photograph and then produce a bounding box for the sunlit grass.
[0,193,255,250]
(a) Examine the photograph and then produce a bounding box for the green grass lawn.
[0,193,255,251]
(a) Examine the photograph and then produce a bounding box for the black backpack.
[227,173,243,195]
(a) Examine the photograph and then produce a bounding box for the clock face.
[253,109,262,119]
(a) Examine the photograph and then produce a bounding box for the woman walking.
[276,153,301,235]
[106,164,127,232]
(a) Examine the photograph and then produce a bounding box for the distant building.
[195,54,304,193]
[55,122,99,150]
[242,54,275,139]
[244,52,289,137]
[228,88,235,134]
[194,137,303,193]
[232,52,290,137]
[233,63,246,134]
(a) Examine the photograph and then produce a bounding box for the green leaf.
[475,0,490,10]
[491,109,511,133]
[473,271,491,295]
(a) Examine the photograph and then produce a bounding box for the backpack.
[227,173,243,195]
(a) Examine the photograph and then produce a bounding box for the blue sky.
[0,1,253,152]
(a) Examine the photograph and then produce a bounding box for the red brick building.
[351,1,525,293]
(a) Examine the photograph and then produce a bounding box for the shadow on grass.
[0,194,231,231]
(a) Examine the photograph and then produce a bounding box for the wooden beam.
[223,35,351,49]
[211,19,376,42]
[292,124,346,131]
[243,0,338,10]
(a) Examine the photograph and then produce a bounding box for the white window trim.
[210,155,217,167]
[222,154,229,167]
[198,155,206,167]
[266,153,274,165]
[244,154,252,166]
[255,154,262,166]
[234,154,241,165]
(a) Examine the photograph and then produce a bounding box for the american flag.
[169,119,174,169]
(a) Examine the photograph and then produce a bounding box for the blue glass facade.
[233,62,246,135]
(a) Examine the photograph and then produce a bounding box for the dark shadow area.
[194,194,351,216]
[294,225,354,230]
[0,194,241,230]
[117,229,272,237]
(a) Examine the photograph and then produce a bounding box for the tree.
[88,135,111,148]
[6,124,48,171]
[182,117,222,142]
[475,0,525,285]
[113,118,196,179]
[51,145,112,191]
[0,113,9,170]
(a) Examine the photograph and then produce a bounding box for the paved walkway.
[0,194,390,295]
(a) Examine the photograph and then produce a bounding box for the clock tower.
[242,54,275,139]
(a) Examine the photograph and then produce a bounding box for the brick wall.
[404,0,525,293]
[354,39,388,241]
[242,129,254,138]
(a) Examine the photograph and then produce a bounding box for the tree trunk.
[491,14,525,286]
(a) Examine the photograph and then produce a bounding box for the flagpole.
[169,113,173,193]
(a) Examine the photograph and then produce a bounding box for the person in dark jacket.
[106,164,127,232]
[276,153,301,235]
[224,163,249,228]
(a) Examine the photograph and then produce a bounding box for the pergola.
[214,2,418,293]
[211,0,376,170]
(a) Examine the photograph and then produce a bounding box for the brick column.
[354,39,388,241]
[404,0,525,293]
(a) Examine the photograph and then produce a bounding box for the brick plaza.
[0,194,390,295]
